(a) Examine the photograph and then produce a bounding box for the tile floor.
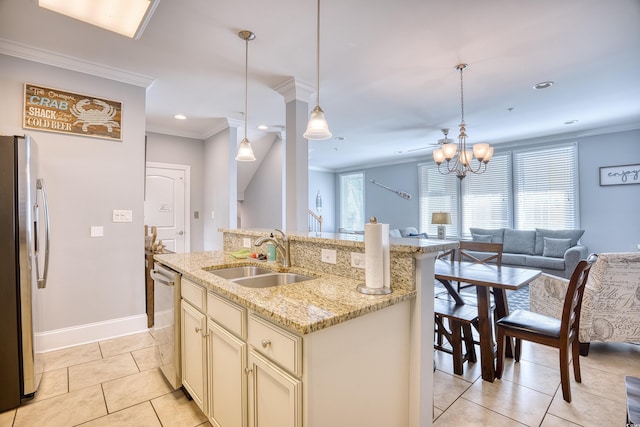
[0,331,638,426]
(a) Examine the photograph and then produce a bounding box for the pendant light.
[303,0,332,140]
[235,30,256,161]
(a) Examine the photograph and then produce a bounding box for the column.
[274,78,314,232]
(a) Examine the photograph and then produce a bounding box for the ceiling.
[1,0,639,172]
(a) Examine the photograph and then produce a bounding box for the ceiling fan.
[405,128,454,153]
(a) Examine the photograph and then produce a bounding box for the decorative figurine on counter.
[144,225,167,253]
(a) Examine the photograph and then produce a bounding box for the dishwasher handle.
[150,269,175,286]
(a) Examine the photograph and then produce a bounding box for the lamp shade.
[304,105,332,140]
[431,212,451,225]
[235,138,256,161]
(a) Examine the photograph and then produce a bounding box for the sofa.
[529,252,640,355]
[468,227,588,278]
[389,227,428,239]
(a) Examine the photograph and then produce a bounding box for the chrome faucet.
[254,229,291,268]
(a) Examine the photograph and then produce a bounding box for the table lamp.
[432,212,451,240]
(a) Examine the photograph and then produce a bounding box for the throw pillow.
[503,229,536,254]
[534,229,585,255]
[469,227,504,243]
[472,233,493,242]
[542,237,572,258]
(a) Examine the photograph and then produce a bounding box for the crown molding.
[0,38,156,88]
[274,77,314,104]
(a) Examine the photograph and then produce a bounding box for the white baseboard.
[36,314,149,353]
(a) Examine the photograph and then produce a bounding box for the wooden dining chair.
[456,241,504,291]
[495,254,598,402]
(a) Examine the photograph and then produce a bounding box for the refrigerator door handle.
[36,179,50,289]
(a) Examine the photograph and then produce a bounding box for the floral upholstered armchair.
[529,252,640,355]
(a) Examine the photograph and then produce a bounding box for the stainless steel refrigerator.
[0,135,50,411]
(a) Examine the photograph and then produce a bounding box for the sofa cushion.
[471,233,493,242]
[503,229,536,255]
[534,229,585,255]
[542,237,572,258]
[501,253,528,266]
[469,228,504,243]
[526,255,565,270]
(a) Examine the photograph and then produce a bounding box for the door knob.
[177,231,184,236]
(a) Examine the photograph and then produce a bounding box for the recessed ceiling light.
[174,114,187,120]
[533,81,554,90]
[564,120,579,125]
[257,124,269,130]
[38,0,159,39]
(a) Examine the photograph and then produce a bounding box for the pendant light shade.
[304,105,331,140]
[304,0,332,140]
[235,30,256,162]
[236,137,256,161]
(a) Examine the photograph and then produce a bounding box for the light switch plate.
[351,252,365,269]
[90,226,103,237]
[112,209,132,223]
[321,248,337,264]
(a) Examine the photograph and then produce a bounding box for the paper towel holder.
[357,217,392,295]
[356,282,392,295]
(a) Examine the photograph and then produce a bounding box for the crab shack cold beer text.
[23,83,122,140]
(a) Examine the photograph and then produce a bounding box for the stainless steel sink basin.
[232,273,313,288]
[208,266,273,280]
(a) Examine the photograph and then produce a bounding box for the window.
[513,144,579,229]
[418,165,458,237]
[419,143,578,236]
[461,153,512,233]
[339,172,364,232]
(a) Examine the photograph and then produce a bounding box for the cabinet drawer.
[248,313,302,377]
[181,278,206,312]
[207,292,246,339]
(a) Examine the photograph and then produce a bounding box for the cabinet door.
[181,300,207,413]
[247,350,301,427]
[207,319,247,427]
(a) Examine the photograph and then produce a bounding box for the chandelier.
[432,64,493,179]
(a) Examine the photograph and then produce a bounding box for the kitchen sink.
[232,273,313,288]
[207,266,273,280]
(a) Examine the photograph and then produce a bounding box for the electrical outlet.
[321,248,337,264]
[351,252,365,269]
[90,226,103,237]
[243,238,252,248]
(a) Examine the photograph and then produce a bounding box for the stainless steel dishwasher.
[150,262,181,390]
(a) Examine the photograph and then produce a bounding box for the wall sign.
[599,164,640,186]
[23,83,122,141]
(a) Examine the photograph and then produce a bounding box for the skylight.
[38,0,159,39]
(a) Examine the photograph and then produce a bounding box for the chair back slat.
[560,254,598,340]
[457,241,504,267]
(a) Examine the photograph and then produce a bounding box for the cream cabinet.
[181,278,208,414]
[206,318,247,427]
[247,349,302,427]
[180,278,411,427]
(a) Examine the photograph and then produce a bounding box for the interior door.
[144,164,188,253]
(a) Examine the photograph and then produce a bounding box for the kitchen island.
[155,229,455,427]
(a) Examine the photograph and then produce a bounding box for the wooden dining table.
[435,259,542,382]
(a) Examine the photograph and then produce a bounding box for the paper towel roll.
[365,222,390,289]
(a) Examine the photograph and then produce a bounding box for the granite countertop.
[154,250,416,335]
